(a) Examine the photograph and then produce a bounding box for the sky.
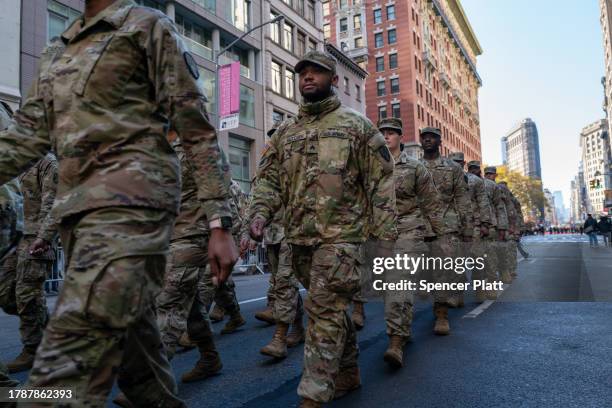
[461,0,606,207]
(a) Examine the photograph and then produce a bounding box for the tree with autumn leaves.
[489,165,548,223]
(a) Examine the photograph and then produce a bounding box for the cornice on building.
[325,41,369,79]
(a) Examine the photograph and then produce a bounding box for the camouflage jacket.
[511,194,525,233]
[499,184,518,231]
[394,150,444,240]
[263,211,285,245]
[229,180,247,239]
[483,178,508,230]
[0,180,24,263]
[0,0,231,224]
[466,172,491,228]
[250,94,397,245]
[420,155,472,237]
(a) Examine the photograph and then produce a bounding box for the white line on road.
[462,300,495,319]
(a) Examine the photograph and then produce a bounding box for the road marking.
[238,288,306,305]
[462,299,495,319]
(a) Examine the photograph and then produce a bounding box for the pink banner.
[219,62,241,117]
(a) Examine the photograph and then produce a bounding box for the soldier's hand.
[250,216,266,241]
[239,234,250,257]
[29,238,50,256]
[209,228,239,285]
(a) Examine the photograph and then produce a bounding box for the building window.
[272,61,282,93]
[176,14,214,60]
[378,105,387,120]
[136,0,165,10]
[190,0,215,12]
[386,5,396,20]
[282,0,293,6]
[239,85,255,127]
[199,68,216,114]
[374,9,382,24]
[285,69,295,99]
[392,103,401,118]
[389,53,398,69]
[220,41,251,78]
[306,0,315,23]
[340,17,348,32]
[283,22,294,52]
[308,40,317,52]
[355,84,361,101]
[222,0,250,31]
[339,0,348,8]
[377,80,386,96]
[324,23,331,39]
[376,57,385,72]
[354,37,364,48]
[375,32,384,48]
[270,12,281,43]
[323,1,330,16]
[390,78,400,93]
[297,32,307,57]
[229,136,252,193]
[344,77,350,94]
[47,0,80,41]
[388,29,397,44]
[272,110,285,125]
[354,14,362,31]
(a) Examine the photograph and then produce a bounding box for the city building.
[600,0,612,145]
[580,119,612,214]
[552,190,567,224]
[324,41,367,113]
[570,166,588,224]
[501,118,542,179]
[543,188,558,227]
[323,0,483,162]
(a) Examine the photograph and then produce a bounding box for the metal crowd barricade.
[45,246,65,295]
[235,243,268,275]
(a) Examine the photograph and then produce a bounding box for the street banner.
[219,62,241,117]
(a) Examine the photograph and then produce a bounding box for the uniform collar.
[61,0,134,43]
[298,94,341,118]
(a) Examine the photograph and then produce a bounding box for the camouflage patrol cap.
[419,127,442,138]
[484,166,497,174]
[0,180,24,263]
[295,51,337,75]
[467,160,481,168]
[449,152,465,162]
[378,117,403,134]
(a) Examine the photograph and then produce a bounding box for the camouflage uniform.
[0,153,58,358]
[497,183,517,282]
[250,52,396,402]
[500,184,522,278]
[482,172,508,283]
[0,1,232,406]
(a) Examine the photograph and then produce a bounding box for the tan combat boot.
[254,306,275,325]
[181,338,223,383]
[220,312,246,335]
[286,317,305,348]
[433,303,450,335]
[500,270,512,284]
[260,322,289,358]
[383,335,404,368]
[178,332,196,350]
[351,302,365,331]
[299,398,322,408]
[333,366,361,399]
[7,348,36,373]
[209,304,225,322]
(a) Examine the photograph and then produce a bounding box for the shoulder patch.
[183,52,199,80]
[379,146,391,162]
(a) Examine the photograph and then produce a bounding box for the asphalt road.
[2,234,612,407]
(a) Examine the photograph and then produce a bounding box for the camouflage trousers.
[427,233,464,305]
[496,238,516,278]
[352,240,376,305]
[480,229,500,282]
[266,241,303,324]
[504,240,518,275]
[198,264,240,316]
[0,236,51,351]
[291,243,362,403]
[0,361,17,387]
[24,207,184,408]
[156,236,213,356]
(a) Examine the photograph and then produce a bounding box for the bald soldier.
[420,128,472,335]
[0,0,238,405]
[249,51,397,407]
[380,118,444,367]
[483,166,510,291]
[449,153,492,303]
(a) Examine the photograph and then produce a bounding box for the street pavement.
[1,234,612,407]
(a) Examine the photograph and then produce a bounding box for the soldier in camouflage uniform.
[0,1,238,406]
[0,151,58,374]
[499,181,523,279]
[496,178,518,284]
[449,153,492,303]
[249,51,397,407]
[419,128,472,335]
[380,118,444,367]
[483,167,510,291]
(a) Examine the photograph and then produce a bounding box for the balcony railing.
[183,36,213,61]
[219,54,251,79]
[439,72,451,89]
[422,49,437,70]
[452,88,462,102]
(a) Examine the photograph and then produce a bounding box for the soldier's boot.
[112,392,135,408]
[286,317,305,348]
[475,288,487,303]
[447,294,465,308]
[181,338,223,383]
[433,303,450,336]
[254,306,275,325]
[6,347,36,373]
[486,289,498,300]
[209,304,225,322]
[383,335,405,368]
[500,270,512,284]
[178,332,196,351]
[260,322,289,358]
[351,302,365,331]
[220,312,246,335]
[333,366,361,399]
[299,398,322,408]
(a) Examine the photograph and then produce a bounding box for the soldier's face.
[382,129,401,151]
[298,65,338,102]
[485,173,497,181]
[453,160,465,169]
[419,133,441,153]
[468,167,481,176]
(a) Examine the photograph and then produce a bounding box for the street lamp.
[214,14,285,131]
